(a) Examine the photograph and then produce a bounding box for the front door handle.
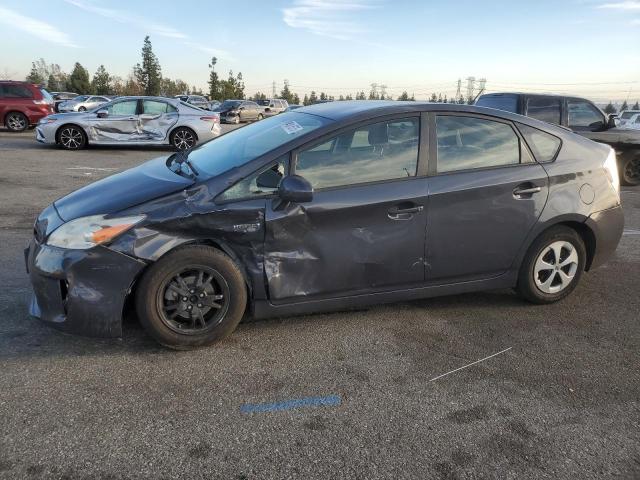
[388,204,423,220]
[513,186,541,197]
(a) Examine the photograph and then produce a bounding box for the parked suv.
[257,98,289,116]
[174,95,210,110]
[476,93,640,185]
[0,81,54,132]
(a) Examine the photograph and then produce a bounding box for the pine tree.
[280,81,295,104]
[309,91,318,104]
[398,91,410,101]
[26,62,44,84]
[66,62,91,94]
[208,57,221,100]
[134,36,162,96]
[620,100,629,112]
[604,102,616,114]
[91,65,111,94]
[292,93,300,104]
[430,93,438,102]
[356,91,366,100]
[633,101,640,110]
[303,94,309,106]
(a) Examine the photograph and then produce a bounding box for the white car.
[58,95,111,112]
[35,96,221,150]
[618,109,640,126]
[620,113,640,130]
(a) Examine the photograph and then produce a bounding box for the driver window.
[218,155,289,202]
[568,100,604,130]
[107,100,138,116]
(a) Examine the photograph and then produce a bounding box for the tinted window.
[1,84,33,98]
[218,156,288,201]
[296,118,419,189]
[74,95,89,102]
[568,100,604,129]
[517,123,561,162]
[526,97,561,125]
[107,100,138,115]
[620,112,635,119]
[475,94,519,113]
[436,115,520,173]
[189,112,329,178]
[143,100,174,114]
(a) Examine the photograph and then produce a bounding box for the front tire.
[171,127,196,150]
[5,112,28,132]
[57,125,87,150]
[135,246,247,349]
[621,156,640,186]
[78,106,87,112]
[516,226,586,304]
[257,113,263,121]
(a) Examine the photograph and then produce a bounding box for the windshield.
[256,100,270,106]
[188,112,331,178]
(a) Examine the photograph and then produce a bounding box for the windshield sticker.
[280,121,304,135]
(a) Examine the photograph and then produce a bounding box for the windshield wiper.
[167,151,199,178]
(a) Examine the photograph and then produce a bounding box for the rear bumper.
[586,204,624,270]
[26,239,146,338]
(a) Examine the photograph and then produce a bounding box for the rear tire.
[57,125,87,150]
[170,127,196,150]
[135,246,247,349]
[78,106,87,112]
[516,226,586,304]
[257,113,263,121]
[5,112,28,132]
[621,156,640,186]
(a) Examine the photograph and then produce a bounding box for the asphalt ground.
[0,127,639,480]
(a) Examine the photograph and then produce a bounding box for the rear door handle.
[513,186,541,196]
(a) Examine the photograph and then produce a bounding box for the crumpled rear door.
[138,99,179,142]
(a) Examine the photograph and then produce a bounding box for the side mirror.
[607,114,619,129]
[96,109,108,118]
[278,175,313,203]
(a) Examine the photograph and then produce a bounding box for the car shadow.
[1,289,527,360]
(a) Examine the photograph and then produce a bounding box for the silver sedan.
[58,95,111,112]
[35,96,221,150]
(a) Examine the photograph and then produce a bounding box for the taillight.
[200,116,219,123]
[33,99,49,105]
[603,147,620,200]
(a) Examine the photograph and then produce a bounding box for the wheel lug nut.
[199,293,205,297]
[182,297,188,301]
[187,305,192,310]
[197,303,203,308]
[190,289,195,294]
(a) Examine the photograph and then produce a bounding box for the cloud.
[282,0,379,40]
[597,1,640,9]
[0,6,78,47]
[63,0,233,60]
[64,0,187,39]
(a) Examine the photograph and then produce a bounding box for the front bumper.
[35,123,58,144]
[26,239,147,338]
[585,204,624,270]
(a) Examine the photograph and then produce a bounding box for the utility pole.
[272,81,276,98]
[466,76,476,102]
[455,78,462,102]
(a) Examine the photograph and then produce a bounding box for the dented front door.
[138,99,179,142]
[264,179,428,302]
[88,99,140,143]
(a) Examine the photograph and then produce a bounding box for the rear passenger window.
[436,115,520,173]
[517,123,561,162]
[1,84,33,98]
[526,97,561,125]
[143,100,173,114]
[296,118,419,189]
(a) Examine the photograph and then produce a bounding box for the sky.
[0,0,639,102]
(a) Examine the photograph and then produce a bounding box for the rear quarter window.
[517,123,561,162]
[475,94,519,113]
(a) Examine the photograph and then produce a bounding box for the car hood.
[53,155,195,222]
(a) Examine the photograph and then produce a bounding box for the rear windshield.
[476,94,519,113]
[220,100,242,109]
[188,112,331,178]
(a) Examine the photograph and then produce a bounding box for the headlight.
[47,214,145,249]
[39,117,58,124]
[603,147,620,198]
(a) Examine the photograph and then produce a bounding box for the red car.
[0,81,54,132]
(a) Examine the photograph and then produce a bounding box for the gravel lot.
[0,127,638,480]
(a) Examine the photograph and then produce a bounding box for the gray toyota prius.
[26,101,624,348]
